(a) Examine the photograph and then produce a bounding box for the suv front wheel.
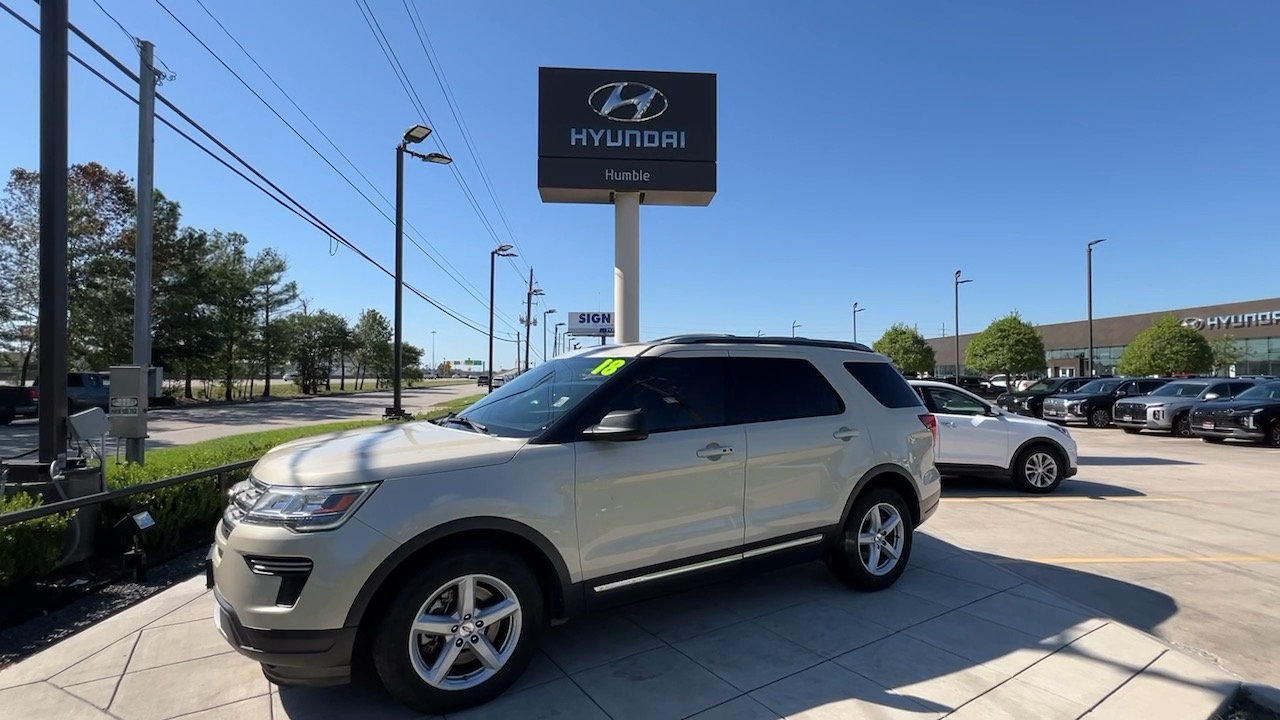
[826,486,914,591]
[373,548,545,715]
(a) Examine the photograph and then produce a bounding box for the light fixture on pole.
[953,270,973,380]
[488,244,516,394]
[388,124,451,421]
[554,322,566,356]
[791,321,802,337]
[1086,238,1107,377]
[542,308,557,365]
[852,302,865,344]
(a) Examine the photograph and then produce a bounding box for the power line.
[353,0,528,281]
[151,0,521,334]
[1,0,517,341]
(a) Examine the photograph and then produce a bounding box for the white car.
[908,379,1078,493]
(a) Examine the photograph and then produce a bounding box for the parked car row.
[995,374,1280,447]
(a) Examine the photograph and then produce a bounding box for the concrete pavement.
[0,384,482,458]
[0,533,1241,720]
[927,427,1280,687]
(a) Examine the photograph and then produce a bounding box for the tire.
[0,411,13,426]
[372,548,545,715]
[1269,421,1280,448]
[1011,444,1066,494]
[826,486,913,592]
[1087,408,1111,428]
[1201,436,1224,444]
[1172,414,1193,438]
[1122,428,1141,435]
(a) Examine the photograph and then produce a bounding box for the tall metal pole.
[614,192,640,343]
[487,251,496,394]
[953,271,972,379]
[852,302,864,344]
[127,40,157,464]
[523,267,533,372]
[431,330,436,370]
[38,0,69,467]
[1086,239,1106,377]
[389,145,406,417]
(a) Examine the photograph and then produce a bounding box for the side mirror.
[1114,390,1128,397]
[583,409,648,442]
[986,406,1002,417]
[1203,393,1220,401]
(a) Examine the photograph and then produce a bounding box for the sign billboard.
[538,67,717,206]
[568,311,615,337]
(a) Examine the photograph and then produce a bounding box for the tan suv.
[210,335,941,714]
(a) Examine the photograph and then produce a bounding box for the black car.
[1188,380,1280,446]
[1040,377,1172,427]
[997,376,1094,418]
[932,375,999,398]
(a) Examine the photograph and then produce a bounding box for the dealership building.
[928,296,1280,378]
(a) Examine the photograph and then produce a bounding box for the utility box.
[147,366,164,398]
[109,365,149,439]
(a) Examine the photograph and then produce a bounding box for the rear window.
[844,362,924,409]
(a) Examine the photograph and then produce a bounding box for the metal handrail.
[0,459,256,527]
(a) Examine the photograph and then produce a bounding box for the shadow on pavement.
[1078,455,1198,466]
[271,534,1226,720]
[942,476,1145,498]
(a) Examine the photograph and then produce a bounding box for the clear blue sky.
[2,0,1277,367]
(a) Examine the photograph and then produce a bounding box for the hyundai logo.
[588,82,668,122]
[1181,317,1205,330]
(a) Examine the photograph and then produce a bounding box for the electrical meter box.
[109,365,149,439]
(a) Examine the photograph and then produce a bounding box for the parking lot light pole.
[389,124,450,420]
[489,245,516,394]
[542,308,556,365]
[792,321,802,337]
[954,270,973,378]
[554,322,566,356]
[852,302,865,344]
[1087,238,1107,377]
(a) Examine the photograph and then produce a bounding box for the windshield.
[1024,378,1061,393]
[1150,381,1209,397]
[1236,382,1280,401]
[1076,379,1122,394]
[442,355,628,437]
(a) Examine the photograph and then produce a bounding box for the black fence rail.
[0,459,255,527]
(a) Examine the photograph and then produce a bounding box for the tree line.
[871,313,1241,379]
[0,163,426,400]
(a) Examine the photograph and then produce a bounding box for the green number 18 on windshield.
[590,358,626,376]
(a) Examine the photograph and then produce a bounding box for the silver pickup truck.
[1112,378,1263,437]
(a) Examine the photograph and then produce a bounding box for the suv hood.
[1047,392,1108,402]
[251,421,523,487]
[1194,399,1280,414]
[1116,395,1198,407]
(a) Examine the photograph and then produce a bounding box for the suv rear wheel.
[1012,444,1065,494]
[373,548,545,715]
[1173,414,1193,438]
[826,486,913,591]
[1087,408,1111,428]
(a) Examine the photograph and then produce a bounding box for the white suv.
[210,335,941,714]
[909,379,1078,493]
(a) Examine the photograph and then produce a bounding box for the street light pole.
[430,330,436,371]
[388,125,450,420]
[791,321,802,337]
[489,245,515,394]
[1086,238,1107,377]
[954,270,973,379]
[543,308,557,365]
[554,322,566,357]
[852,302,865,344]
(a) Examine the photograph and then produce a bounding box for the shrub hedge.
[0,493,72,588]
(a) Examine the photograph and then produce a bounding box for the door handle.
[942,421,957,427]
[833,427,860,441]
[696,445,734,459]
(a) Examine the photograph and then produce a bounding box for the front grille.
[1114,402,1146,420]
[1190,407,1243,429]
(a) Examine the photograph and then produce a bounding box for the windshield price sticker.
[589,358,627,376]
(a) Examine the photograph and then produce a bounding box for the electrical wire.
[0,0,518,340]
[151,0,522,334]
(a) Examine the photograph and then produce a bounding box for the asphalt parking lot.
[926,426,1280,687]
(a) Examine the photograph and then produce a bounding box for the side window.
[1205,383,1231,398]
[600,357,726,434]
[844,362,923,409]
[925,387,987,416]
[1140,380,1166,394]
[67,374,84,388]
[1119,381,1140,395]
[728,357,845,425]
[1227,382,1254,397]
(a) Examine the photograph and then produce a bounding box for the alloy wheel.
[1089,409,1110,428]
[858,502,906,576]
[1175,415,1192,437]
[1023,452,1059,488]
[408,574,523,691]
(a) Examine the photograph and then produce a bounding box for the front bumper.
[1190,425,1266,442]
[211,579,356,686]
[1041,406,1086,423]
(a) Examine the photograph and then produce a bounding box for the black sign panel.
[538,66,716,206]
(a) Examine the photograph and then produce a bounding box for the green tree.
[1117,315,1213,376]
[204,232,258,401]
[286,303,349,394]
[153,227,220,398]
[872,323,936,375]
[965,312,1046,382]
[1208,334,1244,376]
[352,309,392,389]
[250,248,298,397]
[401,343,425,385]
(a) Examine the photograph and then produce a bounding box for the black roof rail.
[649,334,875,353]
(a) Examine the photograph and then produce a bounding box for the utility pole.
[1086,239,1107,377]
[431,330,436,371]
[954,270,973,379]
[523,267,534,372]
[127,39,158,465]
[37,0,69,469]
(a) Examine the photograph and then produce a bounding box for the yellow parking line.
[999,555,1280,565]
[942,496,1192,503]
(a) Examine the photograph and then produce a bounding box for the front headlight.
[241,482,380,532]
[1068,402,1083,413]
